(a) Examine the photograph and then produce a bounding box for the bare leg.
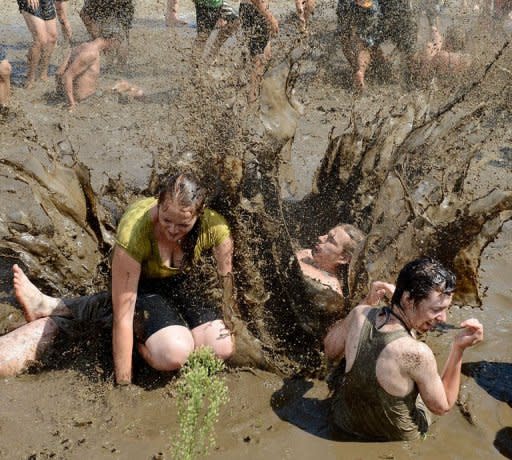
[56,0,73,44]
[248,43,271,103]
[138,325,195,371]
[0,59,11,107]
[354,46,371,91]
[165,0,187,26]
[40,19,58,81]
[206,19,240,62]
[0,317,59,377]
[191,320,234,360]
[12,264,71,322]
[303,0,316,24]
[295,0,306,32]
[21,12,48,87]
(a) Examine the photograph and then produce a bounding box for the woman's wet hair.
[157,172,207,269]
[158,172,207,214]
[391,257,456,309]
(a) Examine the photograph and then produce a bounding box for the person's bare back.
[56,37,113,110]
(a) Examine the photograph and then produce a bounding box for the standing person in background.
[192,0,239,62]
[0,46,12,111]
[239,0,279,103]
[166,0,187,26]
[55,0,73,44]
[16,0,58,88]
[294,0,316,33]
[80,0,134,67]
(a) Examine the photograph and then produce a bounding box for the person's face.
[406,289,453,334]
[311,226,352,270]
[157,199,198,243]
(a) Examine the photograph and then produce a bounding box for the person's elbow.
[426,400,451,416]
[324,334,342,361]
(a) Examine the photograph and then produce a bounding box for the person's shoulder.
[396,338,435,372]
[348,304,373,322]
[201,208,229,228]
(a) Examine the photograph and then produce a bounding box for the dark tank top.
[330,307,430,441]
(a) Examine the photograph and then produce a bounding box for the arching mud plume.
[0,13,510,377]
[303,40,512,309]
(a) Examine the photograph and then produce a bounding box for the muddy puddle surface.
[1,0,511,458]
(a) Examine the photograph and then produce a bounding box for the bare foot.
[354,70,365,93]
[12,264,63,322]
[165,14,187,27]
[40,73,49,82]
[24,79,35,89]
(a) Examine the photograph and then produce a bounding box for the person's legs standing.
[56,0,72,44]
[0,53,12,107]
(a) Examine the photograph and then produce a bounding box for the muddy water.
[1,0,511,459]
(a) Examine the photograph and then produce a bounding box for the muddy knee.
[143,333,194,371]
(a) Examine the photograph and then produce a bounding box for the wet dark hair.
[157,173,208,270]
[391,257,456,309]
[158,172,207,213]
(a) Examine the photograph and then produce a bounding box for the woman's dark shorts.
[58,276,221,342]
[240,2,270,56]
[17,0,56,21]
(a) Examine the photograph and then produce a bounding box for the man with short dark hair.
[324,257,484,441]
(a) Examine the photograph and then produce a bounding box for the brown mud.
[1,0,512,458]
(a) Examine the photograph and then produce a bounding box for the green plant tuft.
[172,347,229,460]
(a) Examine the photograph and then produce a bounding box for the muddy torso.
[75,56,100,102]
[330,307,430,441]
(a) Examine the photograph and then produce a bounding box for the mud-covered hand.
[363,281,396,306]
[454,318,484,350]
[220,272,242,333]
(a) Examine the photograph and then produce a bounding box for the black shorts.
[59,276,221,342]
[17,0,56,21]
[195,2,238,35]
[81,0,135,30]
[240,2,270,57]
[380,0,417,53]
[337,0,384,47]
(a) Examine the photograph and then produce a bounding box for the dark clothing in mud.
[337,0,385,47]
[56,276,221,341]
[300,276,344,336]
[82,0,135,32]
[330,307,431,441]
[194,0,238,34]
[336,0,416,52]
[240,2,271,56]
[17,0,56,20]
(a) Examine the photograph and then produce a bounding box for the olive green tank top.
[331,307,430,441]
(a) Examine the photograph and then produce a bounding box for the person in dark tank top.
[324,257,484,441]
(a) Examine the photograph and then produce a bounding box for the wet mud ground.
[1,0,512,458]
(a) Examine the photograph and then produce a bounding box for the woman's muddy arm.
[213,236,234,276]
[111,246,141,384]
